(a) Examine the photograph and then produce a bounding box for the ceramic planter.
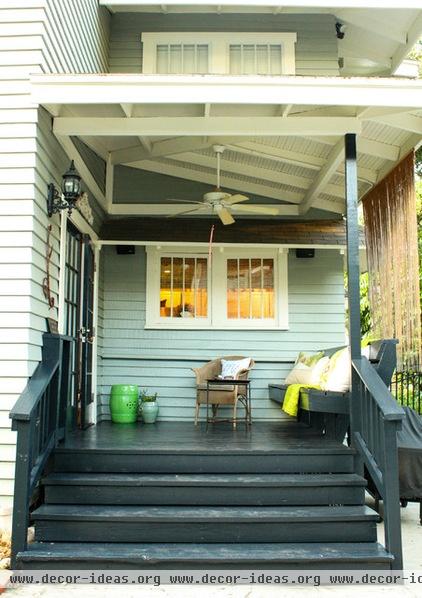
[141,400,159,423]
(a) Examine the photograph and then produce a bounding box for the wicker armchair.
[192,355,255,428]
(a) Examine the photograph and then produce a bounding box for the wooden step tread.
[32,504,379,523]
[18,542,394,565]
[42,472,366,488]
[54,445,355,455]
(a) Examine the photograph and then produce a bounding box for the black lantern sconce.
[47,160,82,217]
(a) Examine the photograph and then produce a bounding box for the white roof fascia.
[30,74,422,109]
[100,1,422,9]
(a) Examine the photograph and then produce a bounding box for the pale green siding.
[97,246,346,422]
[109,13,339,76]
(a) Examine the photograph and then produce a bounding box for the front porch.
[11,70,421,571]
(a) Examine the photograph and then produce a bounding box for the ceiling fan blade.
[231,204,279,216]
[225,194,249,205]
[216,205,235,225]
[167,206,204,218]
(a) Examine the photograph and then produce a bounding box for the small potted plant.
[139,389,159,423]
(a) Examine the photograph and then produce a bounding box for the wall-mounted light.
[336,22,346,40]
[47,160,82,217]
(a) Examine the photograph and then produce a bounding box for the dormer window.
[156,44,209,74]
[229,44,283,75]
[142,33,297,75]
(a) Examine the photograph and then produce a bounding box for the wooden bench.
[269,339,398,440]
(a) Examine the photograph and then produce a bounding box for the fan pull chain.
[217,151,220,190]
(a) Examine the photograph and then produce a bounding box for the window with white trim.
[146,247,288,329]
[141,33,297,75]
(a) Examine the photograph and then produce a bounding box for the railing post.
[383,421,404,570]
[345,134,363,469]
[10,420,32,569]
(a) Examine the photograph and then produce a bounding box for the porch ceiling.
[33,75,422,218]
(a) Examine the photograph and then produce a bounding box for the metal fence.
[390,366,422,414]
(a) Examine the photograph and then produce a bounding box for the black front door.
[63,223,95,429]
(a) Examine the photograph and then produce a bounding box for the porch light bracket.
[47,160,82,217]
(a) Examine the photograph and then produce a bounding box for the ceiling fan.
[167,145,279,225]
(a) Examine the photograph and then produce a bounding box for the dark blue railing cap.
[352,357,405,421]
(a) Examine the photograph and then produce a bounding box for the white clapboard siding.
[97,246,346,422]
[0,1,109,507]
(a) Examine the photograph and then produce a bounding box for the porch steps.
[15,422,393,570]
[32,504,378,544]
[18,542,394,570]
[52,446,355,474]
[42,472,366,506]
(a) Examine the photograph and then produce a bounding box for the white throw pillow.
[221,357,251,379]
[285,362,313,385]
[322,348,351,392]
[285,355,330,386]
[310,356,330,385]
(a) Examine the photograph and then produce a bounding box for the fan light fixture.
[167,145,279,225]
[47,160,82,217]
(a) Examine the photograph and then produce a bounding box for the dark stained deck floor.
[60,420,350,454]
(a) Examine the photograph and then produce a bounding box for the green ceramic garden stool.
[109,384,139,423]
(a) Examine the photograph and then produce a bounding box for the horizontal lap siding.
[0,1,109,508]
[98,246,345,422]
[109,13,339,76]
[0,4,46,507]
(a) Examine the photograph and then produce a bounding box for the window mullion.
[238,259,241,319]
[260,258,263,319]
[249,258,252,320]
[182,257,185,314]
[170,257,174,317]
[193,258,197,317]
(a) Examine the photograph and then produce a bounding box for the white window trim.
[141,32,297,75]
[145,246,289,330]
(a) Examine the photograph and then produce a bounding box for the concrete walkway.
[3,500,421,598]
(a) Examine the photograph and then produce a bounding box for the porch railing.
[351,356,405,570]
[390,366,422,414]
[9,333,73,568]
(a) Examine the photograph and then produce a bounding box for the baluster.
[362,388,368,442]
[34,401,41,464]
[43,385,49,449]
[370,394,376,454]
[383,421,403,570]
[10,419,33,568]
[374,404,381,465]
